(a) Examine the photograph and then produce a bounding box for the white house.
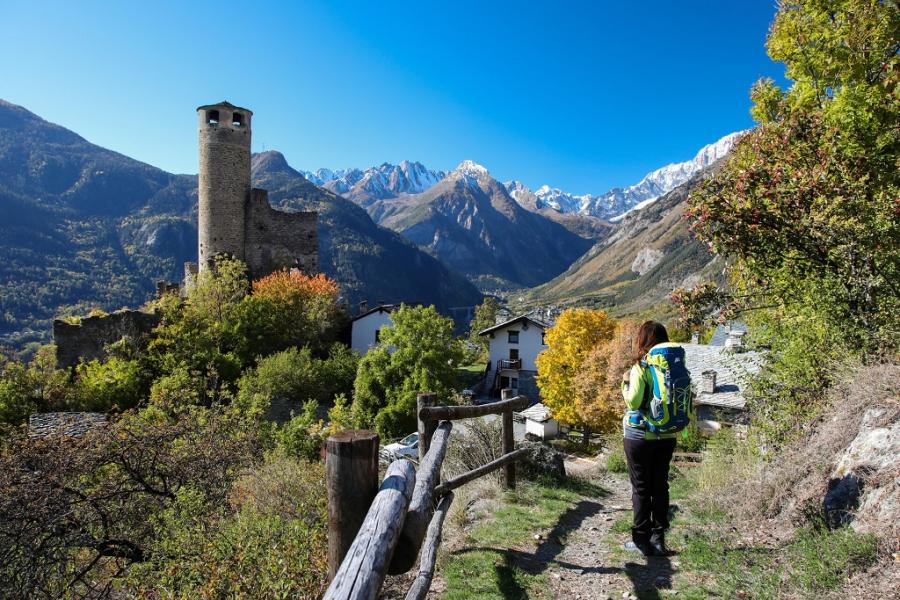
[350,304,399,356]
[479,315,548,401]
[519,403,560,440]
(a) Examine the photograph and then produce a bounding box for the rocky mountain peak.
[453,160,491,180]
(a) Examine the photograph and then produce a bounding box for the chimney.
[690,331,700,344]
[358,300,368,315]
[725,330,745,351]
[701,370,717,394]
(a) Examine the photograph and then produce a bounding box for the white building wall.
[487,323,547,371]
[525,418,559,440]
[351,310,394,356]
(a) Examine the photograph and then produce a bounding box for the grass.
[440,550,550,600]
[440,478,606,599]
[671,521,879,599]
[663,431,881,599]
[457,363,487,390]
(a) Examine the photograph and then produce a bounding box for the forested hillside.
[0,102,482,350]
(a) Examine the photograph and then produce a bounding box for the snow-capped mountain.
[301,160,445,204]
[505,131,744,221]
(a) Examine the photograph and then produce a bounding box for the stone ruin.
[53,102,319,367]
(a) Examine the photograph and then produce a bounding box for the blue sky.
[2,1,785,193]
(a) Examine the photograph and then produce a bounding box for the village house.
[683,329,763,432]
[479,315,548,403]
[350,303,401,356]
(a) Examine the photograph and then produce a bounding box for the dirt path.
[383,459,679,600]
[537,466,677,600]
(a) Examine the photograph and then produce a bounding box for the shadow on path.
[450,495,625,599]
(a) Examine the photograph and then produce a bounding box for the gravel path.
[383,459,681,600]
[538,468,678,600]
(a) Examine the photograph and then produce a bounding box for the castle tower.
[196,101,253,272]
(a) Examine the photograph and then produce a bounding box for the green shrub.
[237,345,357,420]
[74,356,145,412]
[0,362,36,425]
[130,482,328,600]
[276,400,326,462]
[677,411,707,453]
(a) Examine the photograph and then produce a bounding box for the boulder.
[826,406,900,533]
[518,440,567,482]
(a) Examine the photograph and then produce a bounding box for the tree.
[536,309,617,434]
[236,270,346,359]
[235,344,358,420]
[685,0,899,353]
[147,256,250,404]
[683,0,899,444]
[73,357,145,412]
[0,409,260,598]
[574,320,641,435]
[352,305,463,438]
[467,297,499,360]
[0,346,71,426]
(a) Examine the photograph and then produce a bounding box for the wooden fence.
[323,390,529,600]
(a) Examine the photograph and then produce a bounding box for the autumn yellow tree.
[536,309,616,436]
[574,320,641,434]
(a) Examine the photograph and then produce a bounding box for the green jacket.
[621,342,680,441]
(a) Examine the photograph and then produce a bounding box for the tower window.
[232,112,244,127]
[207,110,219,125]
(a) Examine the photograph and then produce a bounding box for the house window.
[232,112,244,127]
[509,348,519,361]
[508,330,519,344]
[511,378,519,389]
[541,331,546,345]
[206,110,219,125]
[375,328,381,343]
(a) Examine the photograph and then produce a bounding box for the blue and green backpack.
[635,344,692,434]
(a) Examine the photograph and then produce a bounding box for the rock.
[826,406,900,531]
[518,440,567,482]
[631,247,664,276]
[534,534,543,541]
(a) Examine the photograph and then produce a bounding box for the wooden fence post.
[500,388,516,489]
[417,392,437,463]
[326,429,380,581]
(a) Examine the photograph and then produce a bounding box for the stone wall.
[244,188,318,279]
[53,310,160,368]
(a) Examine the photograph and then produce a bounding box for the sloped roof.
[479,315,548,336]
[350,304,401,323]
[682,343,764,409]
[709,321,749,346]
[519,402,554,423]
[29,412,108,438]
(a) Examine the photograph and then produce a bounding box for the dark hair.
[633,320,669,363]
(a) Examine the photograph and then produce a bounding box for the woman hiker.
[620,320,689,557]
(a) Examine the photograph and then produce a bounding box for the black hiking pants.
[623,437,676,543]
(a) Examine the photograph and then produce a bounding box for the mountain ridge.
[0,100,481,348]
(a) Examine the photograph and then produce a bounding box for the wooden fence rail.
[323,389,529,600]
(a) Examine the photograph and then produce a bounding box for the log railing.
[323,389,529,600]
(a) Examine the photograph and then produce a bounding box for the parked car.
[381,432,419,461]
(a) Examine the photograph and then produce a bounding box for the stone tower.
[196,101,253,272]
